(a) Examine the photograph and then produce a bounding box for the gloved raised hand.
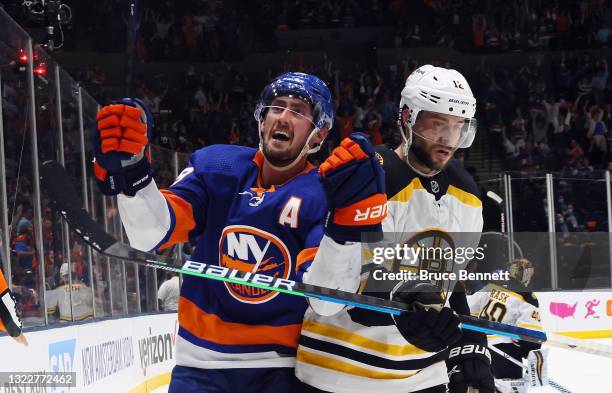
[319,133,387,243]
[92,98,153,196]
[391,281,462,352]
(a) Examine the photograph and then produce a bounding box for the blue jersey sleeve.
[157,153,209,248]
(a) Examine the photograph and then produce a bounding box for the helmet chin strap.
[258,121,322,172]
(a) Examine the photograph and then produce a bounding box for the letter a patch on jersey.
[278,196,302,228]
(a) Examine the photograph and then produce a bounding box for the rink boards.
[536,291,612,339]
[0,313,177,393]
[0,291,611,392]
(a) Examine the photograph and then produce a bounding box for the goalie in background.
[467,232,546,392]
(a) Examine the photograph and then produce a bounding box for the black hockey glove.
[447,343,495,393]
[391,282,461,352]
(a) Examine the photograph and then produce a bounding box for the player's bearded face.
[261,97,315,167]
[409,112,465,171]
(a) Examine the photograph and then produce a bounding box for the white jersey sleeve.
[46,287,59,315]
[471,284,542,344]
[157,276,180,311]
[467,289,490,317]
[62,284,94,321]
[302,235,361,316]
[117,179,171,251]
[516,294,542,331]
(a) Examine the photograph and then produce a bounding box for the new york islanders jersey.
[296,147,483,392]
[468,281,542,345]
[118,145,327,369]
[0,270,22,337]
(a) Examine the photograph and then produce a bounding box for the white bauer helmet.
[398,65,477,175]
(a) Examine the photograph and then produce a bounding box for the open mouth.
[434,147,452,158]
[272,130,291,142]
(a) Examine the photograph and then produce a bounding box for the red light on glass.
[17,49,39,65]
[34,62,47,76]
[18,49,27,64]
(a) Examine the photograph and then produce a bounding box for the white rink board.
[0,313,177,393]
[1,290,611,392]
[536,291,612,334]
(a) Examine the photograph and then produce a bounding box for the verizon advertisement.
[0,313,177,392]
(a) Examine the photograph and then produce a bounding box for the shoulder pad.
[190,145,257,173]
[444,159,481,199]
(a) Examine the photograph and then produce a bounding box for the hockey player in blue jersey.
[91,72,387,392]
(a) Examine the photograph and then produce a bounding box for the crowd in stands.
[83,1,612,59]
[0,66,145,325]
[38,0,612,62]
[473,51,611,232]
[391,0,612,51]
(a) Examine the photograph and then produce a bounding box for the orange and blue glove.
[92,99,153,196]
[319,133,387,243]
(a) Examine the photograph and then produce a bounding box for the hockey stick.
[486,191,505,233]
[37,160,590,348]
[488,345,573,393]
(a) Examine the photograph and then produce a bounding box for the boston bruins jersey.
[296,147,484,392]
[468,280,542,345]
[46,282,94,322]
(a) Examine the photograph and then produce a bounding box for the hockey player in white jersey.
[297,65,494,393]
[46,263,94,322]
[467,233,544,392]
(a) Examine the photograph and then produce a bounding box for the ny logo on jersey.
[226,232,271,264]
[220,225,291,303]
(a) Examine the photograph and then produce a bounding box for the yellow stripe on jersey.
[302,319,427,356]
[446,185,482,207]
[518,323,542,330]
[297,350,418,379]
[390,178,424,202]
[554,329,612,339]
